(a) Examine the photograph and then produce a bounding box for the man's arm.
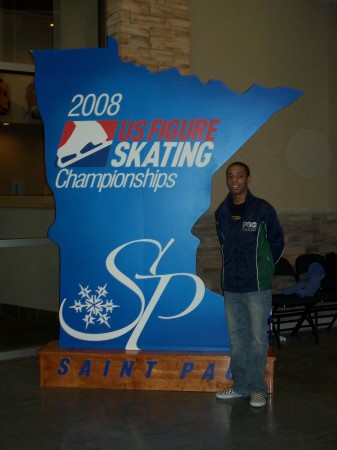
[267,207,284,263]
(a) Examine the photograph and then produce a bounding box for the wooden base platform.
[39,341,275,393]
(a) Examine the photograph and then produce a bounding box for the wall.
[188,0,337,291]
[189,0,337,214]
[106,0,191,73]
[0,124,50,196]
[0,125,57,311]
[0,208,59,312]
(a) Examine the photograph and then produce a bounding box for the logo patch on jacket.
[242,221,257,231]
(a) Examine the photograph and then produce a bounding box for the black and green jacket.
[215,189,284,293]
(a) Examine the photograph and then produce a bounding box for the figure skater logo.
[56,120,118,168]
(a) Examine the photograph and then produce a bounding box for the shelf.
[0,62,35,74]
[0,196,55,209]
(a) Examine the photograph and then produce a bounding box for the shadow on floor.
[0,309,59,352]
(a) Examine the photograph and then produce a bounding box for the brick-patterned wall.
[106,0,191,74]
[193,212,337,295]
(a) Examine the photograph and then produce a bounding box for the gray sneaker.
[216,387,244,399]
[250,392,266,407]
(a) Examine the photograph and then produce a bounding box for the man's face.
[226,164,251,197]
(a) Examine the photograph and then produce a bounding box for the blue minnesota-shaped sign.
[33,38,302,351]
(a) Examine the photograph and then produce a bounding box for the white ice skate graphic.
[57,121,113,167]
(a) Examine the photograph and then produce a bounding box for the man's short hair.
[226,161,251,177]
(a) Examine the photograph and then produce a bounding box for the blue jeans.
[224,290,271,395]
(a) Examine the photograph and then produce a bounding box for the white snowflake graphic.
[69,283,119,329]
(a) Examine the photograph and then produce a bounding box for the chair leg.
[271,308,281,349]
[272,323,281,349]
[327,313,337,331]
[305,308,319,344]
[291,311,307,336]
[290,306,319,344]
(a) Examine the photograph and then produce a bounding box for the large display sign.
[33,38,302,352]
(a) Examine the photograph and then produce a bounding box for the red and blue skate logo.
[56,120,117,167]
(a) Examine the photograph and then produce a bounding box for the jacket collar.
[224,188,254,209]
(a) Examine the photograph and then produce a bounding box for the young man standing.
[215,161,284,407]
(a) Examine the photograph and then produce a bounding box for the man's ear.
[247,176,251,185]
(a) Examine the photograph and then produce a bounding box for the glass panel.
[0,0,53,64]
[0,0,103,64]
[0,0,104,198]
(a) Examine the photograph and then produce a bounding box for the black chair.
[272,256,320,346]
[316,252,337,330]
[289,253,326,340]
[295,253,325,279]
[272,257,298,347]
[274,256,298,279]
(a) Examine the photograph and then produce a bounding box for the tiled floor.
[0,314,336,450]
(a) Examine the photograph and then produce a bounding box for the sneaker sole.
[250,400,266,407]
[216,394,243,399]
